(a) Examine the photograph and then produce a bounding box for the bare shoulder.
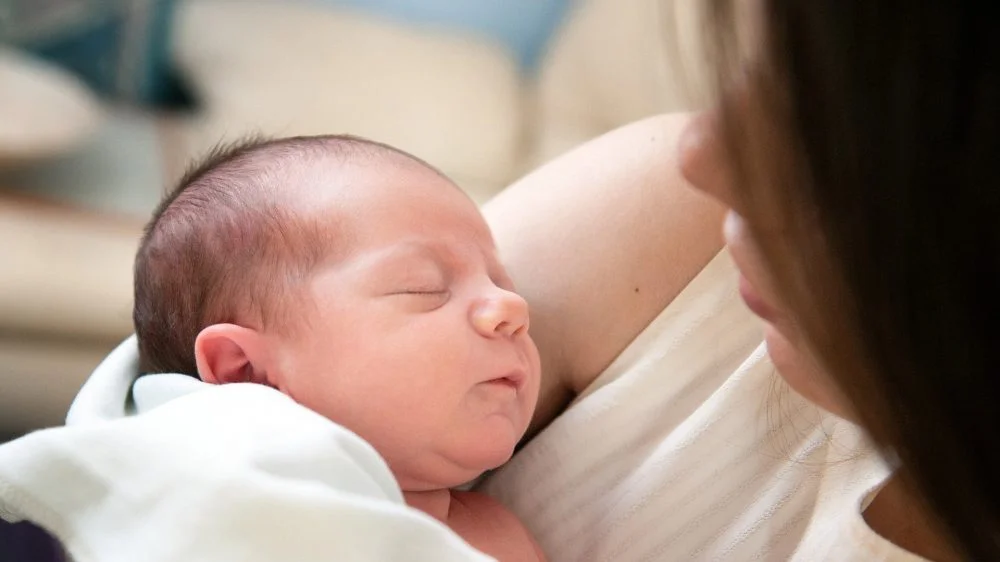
[448,491,547,561]
[485,113,724,432]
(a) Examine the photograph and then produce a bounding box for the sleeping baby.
[132,134,545,561]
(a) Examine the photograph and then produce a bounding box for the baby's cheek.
[522,347,543,416]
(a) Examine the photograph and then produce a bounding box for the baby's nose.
[471,290,529,338]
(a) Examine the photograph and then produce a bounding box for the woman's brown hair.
[702,1,1000,558]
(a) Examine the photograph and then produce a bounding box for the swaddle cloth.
[1,345,492,562]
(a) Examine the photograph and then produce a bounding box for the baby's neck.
[403,488,455,523]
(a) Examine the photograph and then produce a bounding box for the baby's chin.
[396,424,522,491]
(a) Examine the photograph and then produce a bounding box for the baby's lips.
[481,368,526,390]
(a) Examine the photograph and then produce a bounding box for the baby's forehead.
[322,191,498,272]
[336,238,507,292]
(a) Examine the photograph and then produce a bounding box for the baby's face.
[275,161,540,490]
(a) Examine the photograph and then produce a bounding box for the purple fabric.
[0,518,66,562]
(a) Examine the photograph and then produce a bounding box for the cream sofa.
[0,0,704,435]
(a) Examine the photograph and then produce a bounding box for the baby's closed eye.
[388,267,449,297]
[394,288,449,296]
[386,285,452,311]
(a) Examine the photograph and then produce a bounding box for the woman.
[479,2,997,561]
[693,1,1000,558]
[1,2,995,561]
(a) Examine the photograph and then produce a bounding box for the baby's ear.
[195,324,273,386]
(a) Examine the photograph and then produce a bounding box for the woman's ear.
[195,324,274,386]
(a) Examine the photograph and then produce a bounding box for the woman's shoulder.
[485,113,726,433]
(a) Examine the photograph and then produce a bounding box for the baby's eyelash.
[393,287,450,296]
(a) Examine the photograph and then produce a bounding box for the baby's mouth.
[482,369,525,391]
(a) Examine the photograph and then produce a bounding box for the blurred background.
[0,0,704,440]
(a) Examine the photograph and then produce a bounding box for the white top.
[480,251,925,561]
[0,251,925,561]
[1,374,492,562]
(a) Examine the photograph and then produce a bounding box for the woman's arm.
[484,113,724,431]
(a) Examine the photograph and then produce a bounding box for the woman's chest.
[480,349,849,561]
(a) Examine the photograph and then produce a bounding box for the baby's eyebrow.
[365,242,448,270]
[364,239,499,279]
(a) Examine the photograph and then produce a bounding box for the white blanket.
[0,340,492,562]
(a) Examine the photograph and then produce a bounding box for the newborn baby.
[133,135,545,561]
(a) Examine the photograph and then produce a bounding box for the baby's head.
[134,135,540,489]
